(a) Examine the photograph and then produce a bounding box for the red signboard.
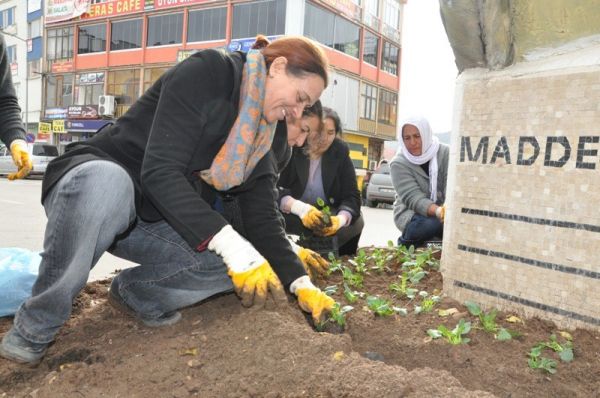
[154,0,212,9]
[82,0,145,20]
[51,60,74,73]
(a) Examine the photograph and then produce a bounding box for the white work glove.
[290,199,327,230]
[209,225,286,307]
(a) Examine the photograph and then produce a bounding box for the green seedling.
[389,272,418,300]
[387,241,414,265]
[427,319,472,345]
[348,249,369,274]
[327,252,343,275]
[465,301,518,340]
[414,291,440,314]
[528,346,558,374]
[343,283,364,304]
[315,303,353,332]
[539,334,574,362]
[323,285,338,296]
[316,197,332,226]
[370,248,393,273]
[366,296,395,317]
[407,267,427,284]
[342,266,363,288]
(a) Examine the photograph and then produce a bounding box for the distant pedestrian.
[0,33,31,180]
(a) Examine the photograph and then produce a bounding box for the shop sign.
[82,0,145,20]
[321,0,361,21]
[36,133,51,142]
[65,120,112,133]
[39,122,52,134]
[45,108,68,119]
[177,49,199,63]
[227,36,279,53]
[68,105,100,119]
[78,72,105,85]
[154,0,212,10]
[51,60,74,73]
[52,120,66,134]
[46,0,90,24]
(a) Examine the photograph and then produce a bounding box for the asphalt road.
[0,177,398,281]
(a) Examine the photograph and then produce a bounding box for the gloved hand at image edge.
[290,199,327,230]
[209,225,286,307]
[288,238,329,278]
[315,213,348,237]
[8,139,32,181]
[435,205,446,223]
[289,275,335,324]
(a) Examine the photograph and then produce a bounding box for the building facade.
[42,0,403,175]
[0,0,44,139]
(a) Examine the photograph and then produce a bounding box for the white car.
[0,143,58,177]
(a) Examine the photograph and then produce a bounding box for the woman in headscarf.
[1,35,335,365]
[390,115,449,247]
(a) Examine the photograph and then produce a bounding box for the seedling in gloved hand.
[316,197,332,226]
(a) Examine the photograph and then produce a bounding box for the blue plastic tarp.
[0,248,40,317]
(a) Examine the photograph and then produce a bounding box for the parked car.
[365,161,396,207]
[0,143,59,177]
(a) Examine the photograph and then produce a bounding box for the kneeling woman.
[1,36,335,365]
[279,106,363,255]
[391,115,449,247]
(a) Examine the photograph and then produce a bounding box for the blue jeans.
[398,213,443,248]
[13,161,232,344]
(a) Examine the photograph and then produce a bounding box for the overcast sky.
[398,0,458,135]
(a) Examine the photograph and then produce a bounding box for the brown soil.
[1,248,599,398]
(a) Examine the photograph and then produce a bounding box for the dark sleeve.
[0,34,26,147]
[238,168,306,288]
[336,144,361,217]
[140,51,230,250]
[276,149,297,204]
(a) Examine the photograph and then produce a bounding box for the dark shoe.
[0,327,48,365]
[108,282,181,328]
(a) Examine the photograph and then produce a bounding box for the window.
[143,67,169,92]
[5,45,16,63]
[363,31,379,66]
[232,0,286,39]
[365,0,379,17]
[74,72,104,105]
[111,19,142,51]
[147,13,183,46]
[78,24,107,54]
[28,59,43,78]
[381,41,399,75]
[378,89,397,126]
[383,0,400,30]
[107,69,140,106]
[304,3,359,58]
[333,15,359,58]
[47,27,74,61]
[304,3,334,47]
[360,83,377,120]
[0,7,15,29]
[28,18,42,39]
[188,7,227,42]
[46,74,74,109]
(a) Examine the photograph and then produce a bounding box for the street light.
[0,29,31,136]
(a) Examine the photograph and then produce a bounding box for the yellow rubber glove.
[209,225,286,308]
[288,238,329,278]
[435,205,446,223]
[8,139,32,180]
[290,275,335,324]
[290,200,326,230]
[316,213,349,237]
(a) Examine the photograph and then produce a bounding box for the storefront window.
[147,13,183,46]
[111,19,143,51]
[74,72,105,105]
[187,7,227,43]
[78,24,107,54]
[363,31,379,67]
[304,3,360,58]
[378,89,397,126]
[47,27,74,61]
[143,67,169,92]
[232,0,286,39]
[107,69,141,112]
[360,83,377,121]
[381,41,399,75]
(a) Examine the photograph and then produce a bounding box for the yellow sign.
[52,120,65,134]
[39,122,52,134]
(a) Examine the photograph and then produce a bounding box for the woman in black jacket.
[1,36,335,365]
[279,107,364,255]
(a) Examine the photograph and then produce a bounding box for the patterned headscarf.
[201,50,276,191]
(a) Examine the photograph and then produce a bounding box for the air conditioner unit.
[98,95,115,116]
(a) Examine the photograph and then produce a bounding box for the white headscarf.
[398,115,440,202]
